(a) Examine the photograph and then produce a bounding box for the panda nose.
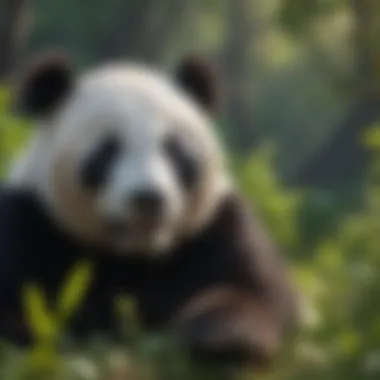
[130,189,165,218]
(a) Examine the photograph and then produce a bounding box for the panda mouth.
[105,218,162,238]
[105,220,127,236]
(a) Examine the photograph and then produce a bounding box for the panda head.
[10,52,231,256]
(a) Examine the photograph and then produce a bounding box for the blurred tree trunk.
[296,0,380,188]
[97,0,189,65]
[0,0,27,79]
[221,0,260,151]
[96,0,153,61]
[296,94,380,187]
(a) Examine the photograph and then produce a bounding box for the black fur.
[0,186,297,367]
[14,51,74,117]
[175,55,219,113]
[0,186,121,344]
[81,134,122,191]
[164,134,200,191]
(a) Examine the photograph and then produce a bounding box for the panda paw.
[179,309,279,369]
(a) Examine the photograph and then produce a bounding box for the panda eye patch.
[81,135,121,191]
[164,135,200,191]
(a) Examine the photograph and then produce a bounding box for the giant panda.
[0,51,298,368]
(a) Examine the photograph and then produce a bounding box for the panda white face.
[11,56,230,256]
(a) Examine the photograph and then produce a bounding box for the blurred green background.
[1,0,380,379]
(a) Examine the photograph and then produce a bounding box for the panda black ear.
[175,55,220,114]
[14,51,74,117]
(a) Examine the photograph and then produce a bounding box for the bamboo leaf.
[23,284,58,341]
[57,260,94,322]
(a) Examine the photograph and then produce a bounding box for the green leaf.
[362,127,380,150]
[337,331,360,356]
[23,284,58,341]
[115,296,141,339]
[57,260,94,322]
[25,342,61,379]
[0,87,10,110]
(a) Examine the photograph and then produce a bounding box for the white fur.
[9,63,232,255]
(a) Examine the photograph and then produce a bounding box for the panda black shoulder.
[0,186,87,315]
[0,185,42,258]
[0,185,82,259]
[151,192,298,367]
[0,186,46,343]
[192,192,297,323]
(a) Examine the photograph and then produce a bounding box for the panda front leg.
[172,286,281,369]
